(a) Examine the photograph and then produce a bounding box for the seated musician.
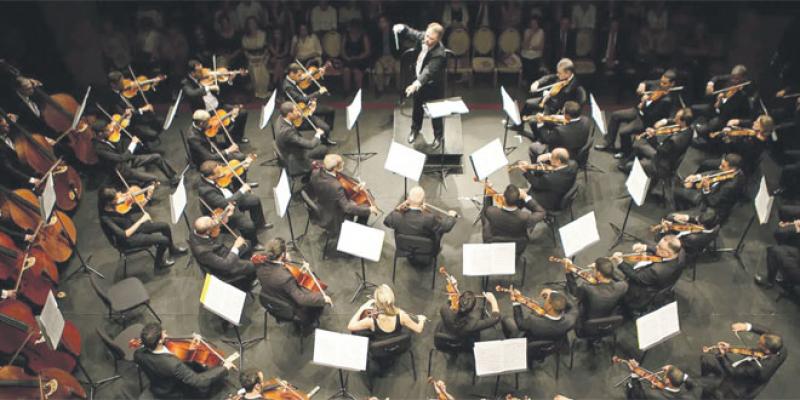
[595,69,678,160]
[620,107,694,177]
[134,322,233,399]
[620,359,697,400]
[383,186,457,267]
[189,215,257,291]
[197,160,272,244]
[611,236,684,314]
[0,112,41,189]
[252,238,331,332]
[654,209,719,254]
[693,65,753,147]
[6,77,51,136]
[500,287,578,343]
[754,204,800,288]
[714,114,774,169]
[772,204,800,246]
[700,322,786,399]
[281,62,336,145]
[106,71,163,143]
[99,187,186,271]
[309,154,378,232]
[517,148,578,211]
[183,60,250,144]
[275,101,329,177]
[439,291,501,347]
[187,109,247,165]
[91,119,180,186]
[521,58,581,122]
[481,184,546,243]
[231,369,266,400]
[567,258,628,329]
[348,284,427,336]
[673,153,744,226]
[527,101,590,162]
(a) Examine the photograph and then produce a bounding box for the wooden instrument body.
[40,93,98,166]
[0,365,87,399]
[0,299,77,373]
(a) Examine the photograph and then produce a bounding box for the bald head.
[408,186,425,207]
[551,148,570,165]
[194,216,216,234]
[323,154,343,171]
[193,109,210,122]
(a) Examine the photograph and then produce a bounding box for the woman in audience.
[341,21,371,94]
[242,16,269,98]
[291,23,322,67]
[267,27,290,89]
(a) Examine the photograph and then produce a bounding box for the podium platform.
[393,107,464,173]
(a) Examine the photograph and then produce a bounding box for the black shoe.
[170,246,188,256]
[240,138,250,144]
[260,222,274,230]
[594,143,615,152]
[408,129,419,144]
[248,181,260,188]
[754,275,774,288]
[613,152,626,160]
[431,138,442,150]
[617,162,631,173]
[322,137,337,146]
[156,259,175,271]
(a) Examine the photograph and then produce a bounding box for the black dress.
[343,33,369,70]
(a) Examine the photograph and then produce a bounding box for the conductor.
[394,22,447,150]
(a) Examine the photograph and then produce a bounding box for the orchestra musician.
[183,59,250,144]
[187,109,247,165]
[275,101,329,177]
[309,154,378,232]
[6,77,51,137]
[481,184,546,243]
[754,241,800,289]
[618,358,698,399]
[392,22,447,149]
[567,258,628,326]
[99,187,187,271]
[595,69,678,160]
[383,186,457,267]
[234,369,267,400]
[439,291,500,347]
[620,107,694,178]
[714,114,774,168]
[0,112,41,189]
[348,284,427,336]
[699,322,786,399]
[500,287,578,342]
[693,65,753,146]
[611,236,684,314]
[772,205,800,246]
[517,147,578,211]
[672,153,744,226]
[134,322,234,399]
[526,101,590,162]
[106,71,164,143]
[281,63,336,145]
[189,215,257,292]
[252,238,332,333]
[522,58,581,119]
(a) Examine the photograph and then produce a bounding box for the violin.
[702,344,768,359]
[507,160,555,172]
[121,74,166,99]
[129,334,239,370]
[216,154,257,188]
[640,84,683,105]
[251,254,328,294]
[612,356,667,390]
[439,267,460,311]
[106,109,133,143]
[548,256,597,284]
[620,253,664,263]
[713,81,751,109]
[292,101,317,127]
[684,169,739,191]
[650,219,706,234]
[537,76,572,108]
[294,61,331,91]
[709,126,767,141]
[260,377,318,400]
[523,113,569,125]
[0,365,86,399]
[113,183,157,215]
[473,177,506,207]
[634,124,681,141]
[199,67,248,87]
[0,187,76,263]
[495,285,546,316]
[428,377,452,400]
[205,108,240,138]
[0,299,78,373]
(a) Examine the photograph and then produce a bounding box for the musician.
[481,184,546,243]
[234,369,266,400]
[522,58,581,118]
[622,360,697,400]
[91,119,180,186]
[183,59,250,144]
[281,63,336,145]
[714,114,774,168]
[187,109,247,165]
[570,258,628,324]
[189,215,257,291]
[134,322,233,399]
[612,236,684,313]
[520,148,578,211]
[527,101,590,162]
[252,238,331,332]
[595,69,678,160]
[348,284,427,337]
[309,154,378,232]
[0,113,40,189]
[773,205,800,246]
[700,322,786,399]
[500,287,578,342]
[392,22,447,149]
[754,243,800,289]
[197,160,272,243]
[673,153,744,226]
[5,77,51,137]
[439,291,501,347]
[620,107,694,178]
[275,101,329,177]
[383,186,457,267]
[105,71,163,143]
[693,65,753,145]
[655,210,719,256]
[99,187,187,271]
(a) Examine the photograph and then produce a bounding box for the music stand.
[274,169,302,249]
[200,274,260,369]
[312,329,369,400]
[609,157,649,250]
[259,90,280,167]
[499,86,522,155]
[423,97,469,187]
[463,243,515,291]
[162,90,183,131]
[468,139,509,225]
[473,338,527,397]
[336,220,385,302]
[635,301,681,362]
[169,166,194,269]
[343,90,376,172]
[384,141,426,198]
[716,176,773,272]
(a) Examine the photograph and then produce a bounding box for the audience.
[291,23,322,66]
[309,0,338,35]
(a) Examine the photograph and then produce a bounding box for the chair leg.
[569,339,577,369]
[427,348,435,377]
[430,257,437,290]
[409,350,417,382]
[550,217,558,247]
[263,311,268,340]
[145,303,161,323]
[137,365,143,391]
[392,254,398,283]
[322,235,330,260]
[520,257,527,288]
[122,253,128,278]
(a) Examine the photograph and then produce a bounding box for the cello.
[0,365,86,399]
[129,334,239,370]
[0,231,61,308]
[0,186,76,263]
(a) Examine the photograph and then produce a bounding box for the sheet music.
[71,86,91,131]
[754,176,774,225]
[260,90,277,130]
[462,243,515,276]
[626,157,651,207]
[590,94,606,135]
[312,329,369,371]
[636,301,680,351]
[346,89,362,131]
[424,98,469,118]
[169,174,187,224]
[473,338,527,376]
[500,86,522,126]
[41,173,56,221]
[469,139,509,180]
[336,220,385,262]
[200,274,246,326]
[559,211,600,257]
[384,141,426,181]
[163,90,183,131]
[36,291,64,350]
[273,169,291,218]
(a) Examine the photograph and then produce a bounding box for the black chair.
[543,181,579,247]
[575,86,588,107]
[100,223,156,279]
[299,189,337,259]
[273,144,307,194]
[575,129,595,184]
[90,275,160,326]
[427,324,476,384]
[569,315,625,369]
[487,236,529,287]
[525,338,567,380]
[367,332,417,391]
[392,234,439,289]
[258,292,308,353]
[97,324,144,390]
[681,225,721,281]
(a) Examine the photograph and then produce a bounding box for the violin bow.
[95,103,137,142]
[711,81,752,96]
[31,157,64,192]
[298,262,332,307]
[284,91,321,131]
[127,66,151,107]
[294,58,325,93]
[206,106,238,147]
[212,55,220,88]
[198,197,241,239]
[114,169,149,214]
[206,139,247,187]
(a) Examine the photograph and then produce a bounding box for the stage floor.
[58,86,799,399]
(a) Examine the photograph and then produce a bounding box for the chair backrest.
[369,332,413,358]
[299,189,322,223]
[558,181,579,211]
[433,326,471,353]
[96,327,126,361]
[258,292,296,323]
[322,31,341,58]
[98,219,123,251]
[575,86,588,106]
[527,339,563,360]
[576,134,593,168]
[394,233,437,258]
[576,315,624,339]
[497,28,521,54]
[178,129,196,168]
[446,28,470,56]
[472,27,495,56]
[89,275,112,310]
[273,144,287,167]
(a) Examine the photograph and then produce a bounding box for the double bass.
[0,186,76,263]
[0,231,60,308]
[0,365,86,399]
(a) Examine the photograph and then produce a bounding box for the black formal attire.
[186,122,246,166]
[673,168,744,226]
[92,136,176,185]
[275,117,328,176]
[618,248,685,312]
[523,160,578,211]
[573,278,628,331]
[99,208,176,268]
[659,210,720,252]
[523,74,582,117]
[397,24,446,140]
[714,119,768,171]
[0,133,36,188]
[694,75,753,141]
[257,259,326,327]
[760,245,800,286]
[280,77,334,139]
[700,324,787,399]
[626,377,699,400]
[133,347,228,399]
[181,75,249,143]
[383,207,457,266]
[528,117,591,162]
[101,87,164,143]
[308,168,371,233]
[196,177,264,244]
[601,81,674,156]
[4,91,52,138]
[188,231,256,291]
[501,295,578,342]
[549,27,576,65]
[633,127,692,180]
[481,196,546,243]
[439,303,501,347]
[774,205,800,246]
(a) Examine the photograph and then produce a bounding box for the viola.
[122,75,166,99]
[106,109,133,143]
[439,266,460,311]
[635,124,681,141]
[523,113,569,125]
[260,378,316,400]
[507,160,556,172]
[495,285,546,316]
[199,67,248,87]
[0,365,86,399]
[0,299,78,373]
[702,344,768,359]
[713,81,751,109]
[129,334,239,370]
[0,187,76,263]
[650,219,706,234]
[548,256,597,284]
[473,177,506,207]
[216,154,256,188]
[293,101,317,127]
[114,183,156,215]
[640,84,682,105]
[685,170,739,191]
[537,76,572,108]
[428,377,452,400]
[612,356,667,390]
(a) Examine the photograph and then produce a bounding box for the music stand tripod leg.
[77,359,120,400]
[608,198,643,250]
[350,258,377,303]
[343,122,378,171]
[327,369,358,400]
[60,212,104,281]
[221,325,263,370]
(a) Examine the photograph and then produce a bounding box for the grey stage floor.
[57,86,799,399]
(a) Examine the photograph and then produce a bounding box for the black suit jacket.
[618,248,685,309]
[276,117,321,175]
[98,86,144,116]
[535,74,582,113]
[524,160,578,211]
[383,208,456,246]
[188,232,254,282]
[439,304,501,344]
[711,324,787,399]
[513,298,578,342]
[181,76,215,111]
[92,136,133,168]
[3,92,51,137]
[627,377,699,400]
[481,197,546,242]
[640,80,675,127]
[0,138,35,188]
[575,279,629,321]
[186,123,230,165]
[398,24,446,90]
[256,261,326,308]
[280,77,324,105]
[709,74,752,122]
[99,208,136,245]
[549,28,576,63]
[309,168,371,232]
[539,117,591,157]
[647,127,692,174]
[702,172,744,223]
[133,347,228,399]
[197,178,247,211]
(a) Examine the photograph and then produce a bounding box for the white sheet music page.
[260,89,277,129]
[200,274,246,326]
[273,169,291,218]
[469,138,509,180]
[754,176,774,225]
[636,301,681,351]
[474,338,527,376]
[463,243,515,276]
[336,220,385,262]
[626,157,651,207]
[36,291,65,350]
[425,98,469,118]
[169,174,187,224]
[384,141,426,182]
[559,211,600,257]
[500,86,522,126]
[346,89,362,130]
[590,93,606,135]
[312,329,369,371]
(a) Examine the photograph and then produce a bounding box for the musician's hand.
[356,182,366,191]
[417,314,427,323]
[483,291,497,304]
[132,136,142,144]
[318,86,328,95]
[540,288,553,299]
[700,177,711,189]
[223,359,236,370]
[233,236,247,249]
[29,177,41,186]
[672,213,689,223]
[645,127,655,135]
[369,205,379,215]
[518,188,527,199]
[147,185,156,198]
[323,295,333,305]
[794,220,800,233]
[209,84,220,92]
[731,322,749,332]
[1,289,16,299]
[536,153,551,163]
[24,234,34,242]
[447,210,458,217]
[140,212,152,223]
[45,137,56,146]
[240,183,251,193]
[610,252,623,265]
[405,82,421,97]
[717,341,730,354]
[727,119,740,127]
[705,82,714,95]
[632,243,648,253]
[225,143,239,154]
[392,24,404,33]
[628,359,640,369]
[7,113,18,122]
[530,81,539,93]
[315,128,325,137]
[535,112,544,123]
[776,89,787,98]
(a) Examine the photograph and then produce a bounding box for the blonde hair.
[426,22,444,39]
[374,284,398,316]
[757,115,775,132]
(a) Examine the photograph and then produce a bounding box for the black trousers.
[119,153,176,185]
[298,111,333,139]
[237,192,266,227]
[411,84,444,139]
[764,245,800,284]
[228,109,249,143]
[603,107,644,155]
[228,209,259,244]
[131,111,164,143]
[123,221,175,267]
